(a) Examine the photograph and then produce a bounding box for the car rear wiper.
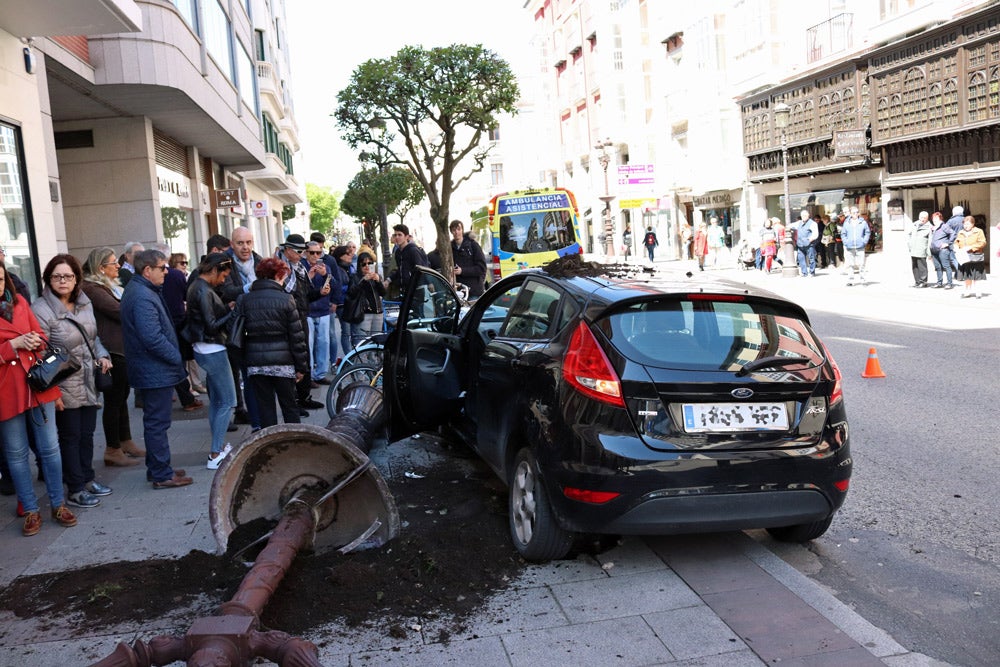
[736,355,812,376]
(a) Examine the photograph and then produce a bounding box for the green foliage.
[282,203,296,221]
[160,207,188,240]
[341,165,423,224]
[335,43,519,278]
[306,183,341,236]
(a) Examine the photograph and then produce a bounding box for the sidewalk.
[0,356,951,665]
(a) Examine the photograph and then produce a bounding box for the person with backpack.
[642,226,659,262]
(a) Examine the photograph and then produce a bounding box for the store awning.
[780,188,845,209]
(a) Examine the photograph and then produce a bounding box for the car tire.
[766,516,833,543]
[508,448,574,562]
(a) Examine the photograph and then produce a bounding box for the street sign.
[250,199,268,218]
[617,163,655,186]
[216,188,240,208]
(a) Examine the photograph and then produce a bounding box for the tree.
[282,203,296,222]
[160,206,187,240]
[306,183,341,237]
[341,165,424,237]
[335,43,519,280]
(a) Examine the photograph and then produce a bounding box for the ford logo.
[731,388,754,399]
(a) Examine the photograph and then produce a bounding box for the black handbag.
[26,344,81,393]
[65,318,113,392]
[227,312,246,350]
[342,296,365,324]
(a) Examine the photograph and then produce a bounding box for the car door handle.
[432,348,451,375]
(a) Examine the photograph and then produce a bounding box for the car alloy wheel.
[508,448,573,562]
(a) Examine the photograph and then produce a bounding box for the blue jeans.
[194,349,236,455]
[0,404,65,512]
[329,308,340,365]
[645,245,655,261]
[931,248,954,285]
[796,245,816,275]
[55,405,98,494]
[309,314,331,380]
[140,385,177,483]
[338,310,359,357]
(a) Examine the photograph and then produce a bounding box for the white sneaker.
[207,443,233,470]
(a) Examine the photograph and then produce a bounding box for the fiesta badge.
[731,388,754,399]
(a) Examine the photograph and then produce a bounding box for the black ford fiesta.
[384,262,851,562]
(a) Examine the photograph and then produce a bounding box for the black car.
[384,264,851,561]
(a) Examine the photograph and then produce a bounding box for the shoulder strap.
[64,318,99,362]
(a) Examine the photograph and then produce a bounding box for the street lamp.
[595,138,615,257]
[773,102,798,277]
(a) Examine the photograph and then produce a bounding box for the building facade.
[0,0,302,297]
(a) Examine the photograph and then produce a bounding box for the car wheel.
[766,516,833,543]
[508,448,573,562]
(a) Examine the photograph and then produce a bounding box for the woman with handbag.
[346,252,386,345]
[80,247,142,467]
[182,253,237,469]
[954,216,987,299]
[32,254,114,509]
[0,261,78,536]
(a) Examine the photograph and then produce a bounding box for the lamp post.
[773,103,798,277]
[595,138,615,257]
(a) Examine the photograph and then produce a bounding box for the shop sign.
[693,190,736,207]
[617,164,655,186]
[833,130,867,158]
[155,165,192,209]
[620,198,657,209]
[250,199,269,218]
[216,188,240,208]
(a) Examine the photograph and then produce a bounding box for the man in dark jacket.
[312,232,345,366]
[120,249,192,489]
[945,205,965,275]
[449,220,487,298]
[222,226,263,426]
[387,224,429,296]
[155,243,202,414]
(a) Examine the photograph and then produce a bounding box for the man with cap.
[277,234,324,412]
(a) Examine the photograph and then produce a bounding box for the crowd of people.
[0,218,486,538]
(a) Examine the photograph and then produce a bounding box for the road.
[715,259,1000,667]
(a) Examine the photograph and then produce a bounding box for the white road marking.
[827,336,906,349]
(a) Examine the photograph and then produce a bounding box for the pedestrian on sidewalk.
[80,247,144,467]
[693,222,708,271]
[929,211,956,289]
[759,218,779,273]
[182,253,238,469]
[643,226,659,262]
[954,216,987,298]
[945,205,965,276]
[841,206,870,285]
[788,209,819,277]
[707,217,725,267]
[33,254,115,509]
[907,211,932,288]
[120,249,193,489]
[0,261,78,536]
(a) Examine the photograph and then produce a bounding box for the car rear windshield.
[598,297,825,372]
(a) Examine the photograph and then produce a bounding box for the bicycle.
[325,363,383,419]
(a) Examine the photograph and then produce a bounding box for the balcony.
[807,13,853,64]
[243,152,301,202]
[256,61,285,119]
[0,0,140,37]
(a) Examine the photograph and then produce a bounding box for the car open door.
[384,266,464,441]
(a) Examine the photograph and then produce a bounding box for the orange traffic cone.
[861,347,886,378]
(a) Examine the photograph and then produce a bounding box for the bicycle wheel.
[326,363,383,419]
[336,343,383,374]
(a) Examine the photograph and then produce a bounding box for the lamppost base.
[781,265,801,278]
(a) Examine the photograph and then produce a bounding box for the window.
[203,0,234,82]
[500,281,563,340]
[488,127,500,141]
[490,163,504,186]
[0,122,40,299]
[171,0,198,33]
[255,30,266,61]
[237,42,258,114]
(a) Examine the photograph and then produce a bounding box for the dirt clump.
[0,449,527,638]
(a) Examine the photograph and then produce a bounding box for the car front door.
[384,267,464,441]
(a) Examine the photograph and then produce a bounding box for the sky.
[285,1,534,196]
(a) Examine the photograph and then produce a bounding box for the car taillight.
[563,487,620,504]
[562,322,624,407]
[820,340,843,407]
[834,479,850,492]
[491,255,502,282]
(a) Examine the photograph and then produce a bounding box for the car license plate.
[682,403,789,432]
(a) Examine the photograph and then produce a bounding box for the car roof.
[517,264,810,322]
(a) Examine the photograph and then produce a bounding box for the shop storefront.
[693,189,742,248]
[767,186,883,252]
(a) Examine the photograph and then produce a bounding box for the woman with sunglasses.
[346,252,387,344]
[81,246,143,467]
[182,253,237,469]
[32,253,114,510]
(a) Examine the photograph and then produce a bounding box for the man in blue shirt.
[788,210,819,277]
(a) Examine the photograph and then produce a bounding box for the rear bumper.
[599,489,833,535]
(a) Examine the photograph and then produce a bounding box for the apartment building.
[0,0,302,297]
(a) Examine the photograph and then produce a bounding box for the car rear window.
[598,297,824,372]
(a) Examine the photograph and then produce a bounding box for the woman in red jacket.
[0,261,77,536]
[693,222,709,271]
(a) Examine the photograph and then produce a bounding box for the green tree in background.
[341,164,423,227]
[282,203,296,222]
[306,183,341,236]
[160,206,187,240]
[335,43,519,278]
